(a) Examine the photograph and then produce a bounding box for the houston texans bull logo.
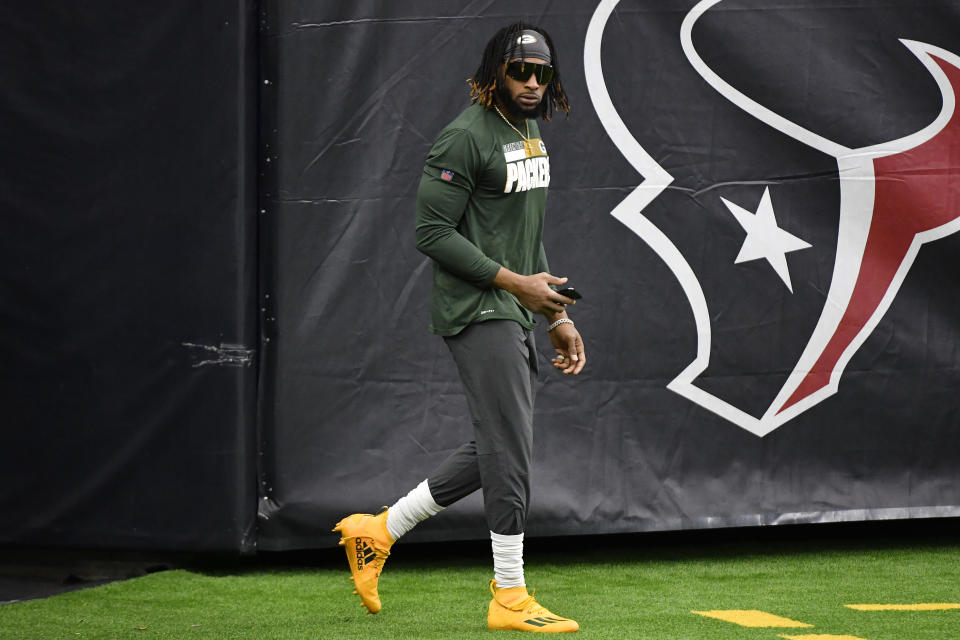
[586,0,960,436]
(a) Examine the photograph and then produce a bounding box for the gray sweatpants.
[426,320,539,536]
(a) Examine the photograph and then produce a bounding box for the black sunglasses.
[505,61,555,85]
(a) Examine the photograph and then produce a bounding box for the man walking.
[335,22,584,633]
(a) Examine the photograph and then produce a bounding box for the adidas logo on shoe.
[333,510,394,614]
[487,580,579,633]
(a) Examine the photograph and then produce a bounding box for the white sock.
[490,531,525,588]
[385,479,444,541]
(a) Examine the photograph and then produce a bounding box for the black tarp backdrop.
[260,0,960,550]
[0,2,259,550]
[2,0,959,554]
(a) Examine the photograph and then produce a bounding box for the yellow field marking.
[691,609,813,627]
[778,635,867,640]
[845,603,960,611]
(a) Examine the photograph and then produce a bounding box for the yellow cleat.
[487,580,579,633]
[332,510,394,614]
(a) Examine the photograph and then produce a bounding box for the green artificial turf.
[1,530,958,639]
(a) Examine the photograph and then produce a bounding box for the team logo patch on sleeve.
[440,169,455,181]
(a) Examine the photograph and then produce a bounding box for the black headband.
[503,29,552,64]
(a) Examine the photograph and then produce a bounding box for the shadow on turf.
[1,517,957,603]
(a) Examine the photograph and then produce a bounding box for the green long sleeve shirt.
[414,103,551,336]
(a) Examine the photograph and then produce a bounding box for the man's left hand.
[550,322,585,375]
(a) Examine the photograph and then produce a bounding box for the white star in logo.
[720,187,812,292]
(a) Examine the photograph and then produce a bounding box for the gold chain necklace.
[494,105,530,141]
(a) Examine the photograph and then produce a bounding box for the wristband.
[547,318,574,332]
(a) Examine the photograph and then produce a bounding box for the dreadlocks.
[468,22,571,121]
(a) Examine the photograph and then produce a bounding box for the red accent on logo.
[779,54,960,413]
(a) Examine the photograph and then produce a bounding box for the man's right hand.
[493,268,575,315]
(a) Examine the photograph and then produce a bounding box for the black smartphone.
[555,287,582,301]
